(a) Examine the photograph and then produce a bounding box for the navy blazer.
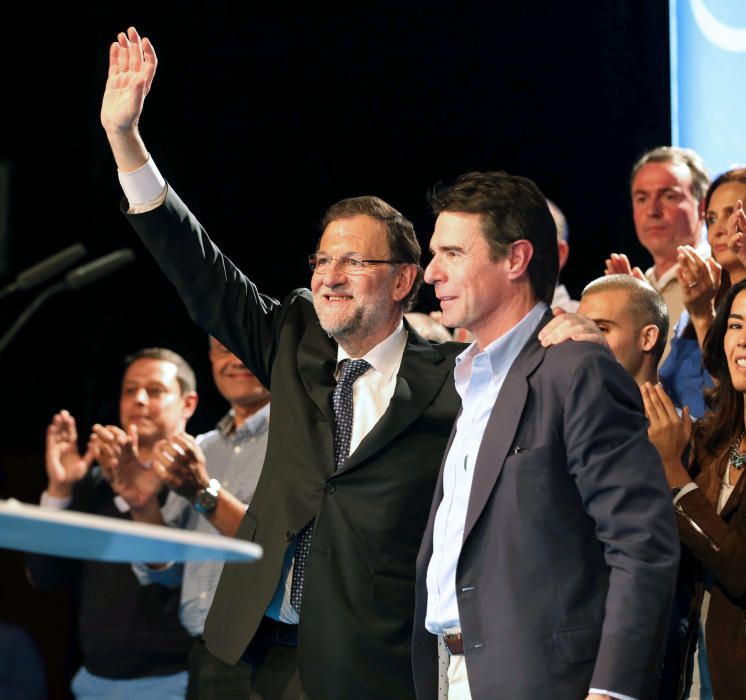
[412,312,680,700]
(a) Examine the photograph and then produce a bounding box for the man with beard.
[100,27,462,700]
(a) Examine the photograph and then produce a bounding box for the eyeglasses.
[308,254,405,274]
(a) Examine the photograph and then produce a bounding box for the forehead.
[730,290,746,316]
[123,358,180,388]
[633,161,692,192]
[318,215,390,254]
[709,180,746,208]
[578,289,634,322]
[430,211,488,249]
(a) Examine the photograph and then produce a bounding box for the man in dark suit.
[413,171,681,700]
[100,27,462,700]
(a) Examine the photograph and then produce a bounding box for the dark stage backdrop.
[0,3,670,697]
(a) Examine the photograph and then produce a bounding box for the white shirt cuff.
[590,689,637,700]
[40,491,72,510]
[673,482,698,505]
[118,157,167,212]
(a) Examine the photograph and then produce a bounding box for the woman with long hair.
[659,168,746,419]
[643,277,746,698]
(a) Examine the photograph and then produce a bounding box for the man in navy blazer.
[413,171,680,700]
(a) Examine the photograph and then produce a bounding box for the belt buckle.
[443,631,464,655]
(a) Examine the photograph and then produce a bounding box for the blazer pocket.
[503,444,552,472]
[373,572,415,611]
[552,623,602,664]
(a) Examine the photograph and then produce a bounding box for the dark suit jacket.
[412,312,680,700]
[125,188,462,700]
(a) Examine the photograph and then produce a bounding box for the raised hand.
[727,199,746,268]
[152,432,209,501]
[100,26,156,172]
[101,27,157,133]
[676,245,721,322]
[604,252,645,281]
[45,410,95,498]
[640,382,692,487]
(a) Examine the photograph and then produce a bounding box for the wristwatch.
[194,478,221,515]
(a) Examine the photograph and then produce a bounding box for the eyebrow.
[632,186,682,196]
[589,317,618,327]
[707,206,734,216]
[122,381,169,389]
[729,313,744,320]
[429,245,464,254]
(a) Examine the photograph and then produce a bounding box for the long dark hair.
[693,279,746,463]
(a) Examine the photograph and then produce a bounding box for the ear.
[557,239,569,271]
[640,324,660,353]
[506,240,534,281]
[391,263,419,304]
[182,392,199,421]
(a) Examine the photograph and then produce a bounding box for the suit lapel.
[343,334,451,471]
[296,320,337,449]
[462,312,551,539]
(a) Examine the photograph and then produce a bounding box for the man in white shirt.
[412,171,680,700]
[99,27,463,700]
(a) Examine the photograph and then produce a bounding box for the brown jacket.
[675,458,746,698]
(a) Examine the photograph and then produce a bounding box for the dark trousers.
[187,619,306,700]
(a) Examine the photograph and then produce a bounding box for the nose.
[710,216,726,240]
[424,256,441,285]
[133,387,148,405]
[648,196,662,217]
[319,261,348,287]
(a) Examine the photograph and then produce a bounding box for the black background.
[0,3,670,696]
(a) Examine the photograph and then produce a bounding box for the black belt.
[242,616,298,662]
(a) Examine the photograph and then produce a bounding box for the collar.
[217,402,271,437]
[336,320,407,381]
[454,302,547,388]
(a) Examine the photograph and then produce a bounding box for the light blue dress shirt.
[425,302,546,632]
[424,303,634,700]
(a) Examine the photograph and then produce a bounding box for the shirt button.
[233,446,242,454]
[199,592,207,599]
[322,482,336,494]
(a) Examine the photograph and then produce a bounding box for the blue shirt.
[132,404,270,636]
[425,302,546,633]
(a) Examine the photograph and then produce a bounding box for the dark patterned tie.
[290,359,371,614]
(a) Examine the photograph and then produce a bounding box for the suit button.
[286,530,296,542]
[322,481,336,494]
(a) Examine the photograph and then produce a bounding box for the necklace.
[727,431,746,470]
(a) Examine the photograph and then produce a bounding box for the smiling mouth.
[325,295,352,302]
[736,358,746,368]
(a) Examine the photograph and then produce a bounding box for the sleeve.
[25,474,99,590]
[131,561,184,588]
[130,491,191,587]
[122,185,297,389]
[563,348,681,696]
[675,485,746,599]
